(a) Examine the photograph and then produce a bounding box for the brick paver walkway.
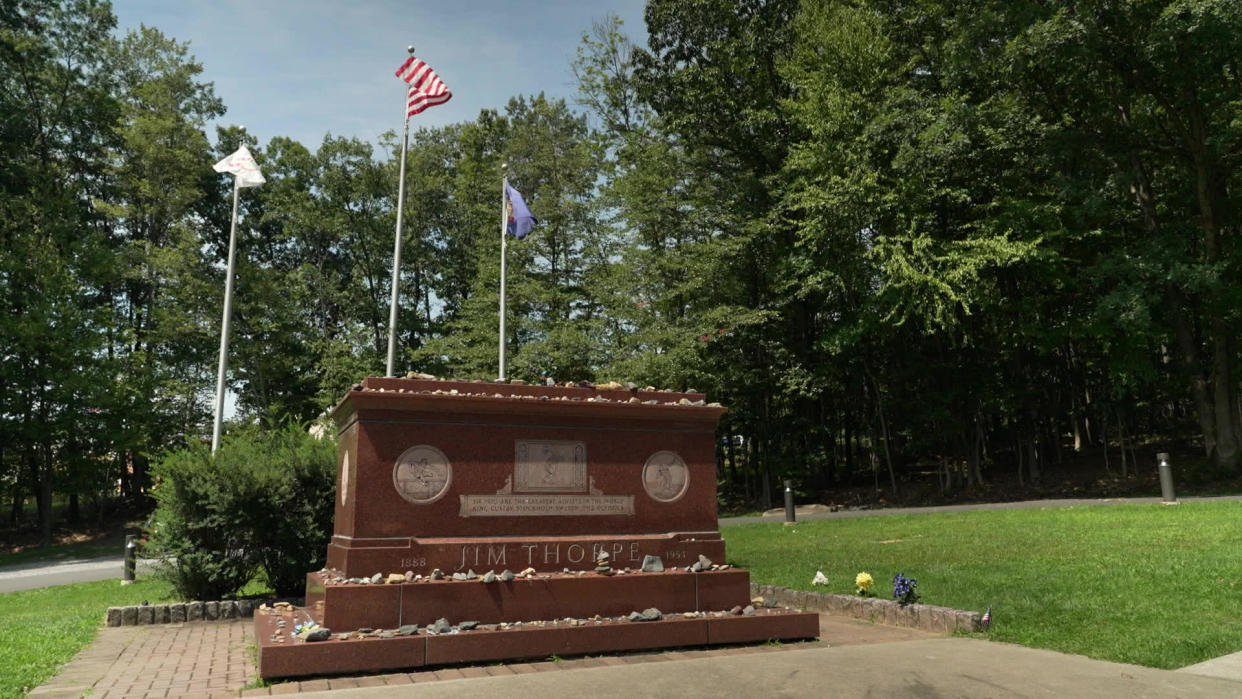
[30,620,253,699]
[29,614,932,698]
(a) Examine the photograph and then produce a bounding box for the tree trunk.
[132,453,150,498]
[1171,293,1218,460]
[744,434,755,502]
[760,449,772,510]
[1117,413,1128,478]
[67,491,80,525]
[1051,417,1063,465]
[9,484,20,527]
[1210,328,1240,471]
[119,451,133,499]
[39,455,53,548]
[1072,412,1082,452]
[877,403,897,498]
[1016,439,1024,486]
[864,368,898,498]
[1102,413,1111,474]
[1025,437,1040,483]
[1190,120,1240,473]
[843,417,854,476]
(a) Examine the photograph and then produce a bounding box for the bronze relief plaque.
[393,445,452,505]
[642,451,689,503]
[340,451,350,505]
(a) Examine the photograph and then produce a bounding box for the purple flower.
[892,573,920,605]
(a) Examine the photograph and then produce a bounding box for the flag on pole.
[395,55,452,117]
[213,146,265,187]
[505,182,536,240]
[980,606,992,629]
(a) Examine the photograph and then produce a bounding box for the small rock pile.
[342,373,724,408]
[317,554,736,589]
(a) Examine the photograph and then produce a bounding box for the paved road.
[0,556,158,594]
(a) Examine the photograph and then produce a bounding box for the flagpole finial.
[407,45,415,54]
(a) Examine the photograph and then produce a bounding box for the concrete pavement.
[30,613,1242,698]
[310,639,1242,699]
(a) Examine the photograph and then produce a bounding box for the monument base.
[257,565,819,679]
[325,531,725,579]
[304,567,753,631]
[255,602,818,679]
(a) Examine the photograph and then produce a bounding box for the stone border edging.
[750,583,981,634]
[104,598,302,627]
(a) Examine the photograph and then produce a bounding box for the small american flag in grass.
[981,606,992,628]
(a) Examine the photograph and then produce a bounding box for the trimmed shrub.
[147,424,335,599]
[246,426,338,595]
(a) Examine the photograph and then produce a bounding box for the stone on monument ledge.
[254,604,817,679]
[304,568,753,631]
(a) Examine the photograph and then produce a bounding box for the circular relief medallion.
[642,451,689,503]
[339,451,350,506]
[393,445,452,505]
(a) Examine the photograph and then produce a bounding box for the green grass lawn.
[0,577,176,698]
[723,501,1242,669]
[5,502,1241,696]
[0,575,274,699]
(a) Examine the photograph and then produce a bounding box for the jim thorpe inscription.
[422,540,693,572]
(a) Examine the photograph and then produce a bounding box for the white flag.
[213,145,265,187]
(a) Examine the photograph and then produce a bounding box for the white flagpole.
[386,45,415,378]
[498,167,508,381]
[212,172,241,453]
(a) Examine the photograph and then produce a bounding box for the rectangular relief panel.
[514,440,587,493]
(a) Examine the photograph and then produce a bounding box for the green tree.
[1003,0,1242,472]
[413,96,608,382]
[0,0,119,543]
[99,24,226,497]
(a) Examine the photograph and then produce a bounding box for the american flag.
[981,606,992,628]
[395,55,452,117]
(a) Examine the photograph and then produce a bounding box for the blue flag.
[505,183,536,240]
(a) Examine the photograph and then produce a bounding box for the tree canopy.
[6,0,1242,542]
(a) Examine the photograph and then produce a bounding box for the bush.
[147,424,336,599]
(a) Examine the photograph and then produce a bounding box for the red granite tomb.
[255,377,817,679]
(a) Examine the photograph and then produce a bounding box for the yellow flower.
[855,572,874,591]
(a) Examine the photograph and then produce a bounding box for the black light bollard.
[1157,453,1177,504]
[784,479,796,525]
[123,534,136,584]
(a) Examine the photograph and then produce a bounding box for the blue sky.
[112,0,648,152]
